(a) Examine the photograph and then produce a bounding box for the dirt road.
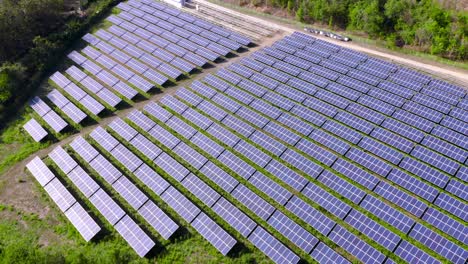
[196,0,468,87]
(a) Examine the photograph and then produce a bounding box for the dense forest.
[0,0,119,128]
[237,0,467,60]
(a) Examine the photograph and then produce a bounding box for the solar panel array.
[28,96,68,134]
[26,0,251,142]
[24,3,468,263]
[26,157,101,242]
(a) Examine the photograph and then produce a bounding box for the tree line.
[243,0,467,60]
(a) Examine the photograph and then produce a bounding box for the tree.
[349,0,384,37]
[0,63,26,104]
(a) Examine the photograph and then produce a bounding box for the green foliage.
[348,0,384,37]
[0,63,26,104]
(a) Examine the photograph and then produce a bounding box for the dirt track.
[195,0,468,87]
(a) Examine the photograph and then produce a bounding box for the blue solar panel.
[318,170,365,204]
[303,97,338,118]
[345,148,392,177]
[200,162,239,193]
[173,142,208,170]
[301,182,351,219]
[311,242,350,264]
[148,125,180,150]
[212,197,257,238]
[309,130,350,155]
[411,146,459,175]
[423,207,468,245]
[280,149,323,178]
[358,137,403,165]
[190,132,224,158]
[445,179,468,201]
[264,159,308,192]
[370,127,414,153]
[218,150,255,180]
[276,113,314,136]
[410,223,468,264]
[332,159,379,190]
[431,125,468,150]
[249,130,287,157]
[221,115,255,138]
[286,196,336,235]
[387,168,438,202]
[399,157,449,188]
[181,173,220,207]
[248,226,300,264]
[434,193,468,222]
[268,210,319,253]
[207,123,240,147]
[295,139,337,166]
[328,225,386,264]
[374,181,427,217]
[321,120,362,144]
[161,186,200,223]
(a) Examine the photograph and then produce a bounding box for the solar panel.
[212,197,257,238]
[154,152,189,182]
[144,101,173,123]
[148,125,180,150]
[317,170,365,204]
[26,156,55,187]
[114,215,155,257]
[410,223,468,264]
[190,132,224,158]
[344,209,401,251]
[160,186,200,223]
[328,225,386,264]
[386,169,438,202]
[302,181,351,219]
[182,108,213,130]
[89,188,125,225]
[393,240,441,264]
[133,163,170,196]
[67,166,100,198]
[43,178,76,212]
[399,157,449,188]
[309,130,350,155]
[138,200,178,240]
[321,120,362,144]
[173,142,207,170]
[89,154,122,184]
[64,202,101,242]
[128,134,161,161]
[374,181,427,218]
[358,137,403,165]
[445,179,468,201]
[234,140,271,168]
[248,226,300,264]
[422,135,468,163]
[411,145,460,175]
[268,210,318,253]
[332,159,379,190]
[231,184,275,220]
[345,148,392,177]
[108,117,138,142]
[207,123,240,147]
[295,138,336,166]
[286,196,335,235]
[30,96,51,117]
[49,146,78,174]
[165,116,197,140]
[200,161,239,193]
[217,150,255,180]
[112,176,148,212]
[23,119,48,142]
[310,242,350,264]
[281,149,323,178]
[423,207,468,245]
[191,212,237,255]
[127,110,156,132]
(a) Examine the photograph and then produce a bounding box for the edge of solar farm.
[23,0,254,143]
